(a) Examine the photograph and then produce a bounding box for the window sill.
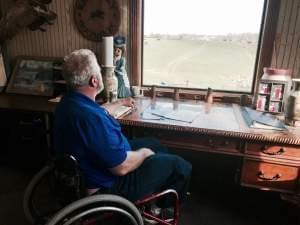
[142,86,253,105]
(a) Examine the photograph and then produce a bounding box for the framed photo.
[0,48,7,92]
[6,56,63,96]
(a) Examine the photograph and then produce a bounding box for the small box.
[271,84,283,100]
[256,95,267,111]
[269,102,281,113]
[258,83,270,94]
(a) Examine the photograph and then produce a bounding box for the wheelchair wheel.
[45,194,144,225]
[24,163,144,225]
[24,163,57,225]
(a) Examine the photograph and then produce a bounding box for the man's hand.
[140,148,155,158]
[102,97,135,115]
[121,97,135,108]
[109,148,155,176]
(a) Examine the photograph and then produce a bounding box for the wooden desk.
[0,94,299,195]
[0,94,55,168]
[119,97,300,195]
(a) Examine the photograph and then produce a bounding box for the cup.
[131,86,143,97]
[240,94,249,107]
[109,91,118,103]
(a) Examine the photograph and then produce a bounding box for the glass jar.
[285,79,300,125]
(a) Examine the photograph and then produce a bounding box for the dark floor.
[0,166,299,225]
[0,167,34,225]
[180,186,299,225]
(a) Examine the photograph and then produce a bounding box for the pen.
[140,112,163,120]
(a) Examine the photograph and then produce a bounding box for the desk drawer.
[241,159,299,193]
[246,143,300,161]
[144,129,241,155]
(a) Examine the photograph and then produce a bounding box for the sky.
[144,0,265,35]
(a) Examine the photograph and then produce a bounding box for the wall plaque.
[74,0,121,41]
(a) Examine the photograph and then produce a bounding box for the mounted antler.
[0,0,57,41]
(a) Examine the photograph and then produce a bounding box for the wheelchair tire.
[45,194,144,225]
[23,163,55,225]
[24,163,143,225]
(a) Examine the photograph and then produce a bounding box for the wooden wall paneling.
[61,0,68,56]
[74,3,80,53]
[276,0,293,68]
[32,29,39,56]
[60,0,68,56]
[279,0,293,68]
[65,0,72,55]
[35,28,41,56]
[282,0,298,69]
[37,28,43,56]
[271,0,286,68]
[25,29,34,56]
[71,9,76,53]
[49,0,57,56]
[288,3,300,77]
[271,0,300,78]
[295,6,300,77]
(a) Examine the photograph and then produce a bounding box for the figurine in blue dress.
[113,36,132,98]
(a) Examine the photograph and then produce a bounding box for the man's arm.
[109,148,154,176]
[102,97,135,115]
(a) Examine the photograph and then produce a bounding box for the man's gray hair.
[63,49,103,89]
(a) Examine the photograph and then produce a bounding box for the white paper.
[112,106,132,118]
[142,103,202,123]
[151,108,201,123]
[102,36,114,66]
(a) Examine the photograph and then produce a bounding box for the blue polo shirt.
[54,90,130,188]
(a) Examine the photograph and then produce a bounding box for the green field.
[143,37,258,92]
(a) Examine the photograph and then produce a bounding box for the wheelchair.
[23,155,179,225]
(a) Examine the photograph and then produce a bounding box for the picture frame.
[0,46,7,92]
[6,56,63,96]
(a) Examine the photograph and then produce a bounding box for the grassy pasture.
[143,37,258,92]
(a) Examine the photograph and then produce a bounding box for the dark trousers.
[107,137,192,203]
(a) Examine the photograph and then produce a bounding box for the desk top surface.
[119,97,300,146]
[1,94,300,145]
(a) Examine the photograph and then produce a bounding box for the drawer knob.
[257,171,281,181]
[262,147,285,155]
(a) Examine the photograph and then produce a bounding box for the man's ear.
[89,75,98,87]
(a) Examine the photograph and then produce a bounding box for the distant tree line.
[144,33,258,44]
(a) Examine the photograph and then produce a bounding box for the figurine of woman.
[113,36,131,98]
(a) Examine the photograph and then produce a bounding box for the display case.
[256,79,290,113]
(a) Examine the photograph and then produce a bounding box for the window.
[141,0,267,93]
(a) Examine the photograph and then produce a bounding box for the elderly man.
[54,49,192,204]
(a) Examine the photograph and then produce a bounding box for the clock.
[74,0,121,41]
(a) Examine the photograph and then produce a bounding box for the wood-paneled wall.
[270,0,300,77]
[0,0,129,63]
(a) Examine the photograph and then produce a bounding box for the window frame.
[129,0,281,100]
